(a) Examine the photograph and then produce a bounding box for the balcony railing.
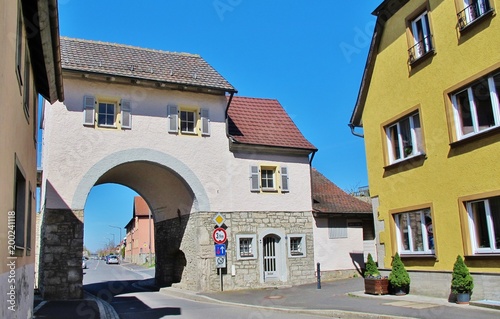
[408,35,434,64]
[457,1,493,30]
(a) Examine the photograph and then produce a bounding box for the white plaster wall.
[41,77,313,213]
[313,217,364,271]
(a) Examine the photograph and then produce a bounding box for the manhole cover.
[265,295,284,299]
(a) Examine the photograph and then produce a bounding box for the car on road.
[106,255,120,264]
[82,258,88,269]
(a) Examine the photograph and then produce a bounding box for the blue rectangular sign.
[215,244,226,257]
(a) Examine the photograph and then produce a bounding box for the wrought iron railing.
[457,1,492,30]
[408,35,433,64]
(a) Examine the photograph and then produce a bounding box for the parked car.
[106,255,119,265]
[82,258,88,269]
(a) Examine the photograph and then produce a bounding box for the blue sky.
[55,1,378,252]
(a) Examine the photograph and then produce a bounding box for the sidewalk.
[159,277,500,319]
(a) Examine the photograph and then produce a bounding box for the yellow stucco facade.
[353,0,500,276]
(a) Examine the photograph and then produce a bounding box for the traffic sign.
[212,228,227,244]
[215,244,226,256]
[213,213,225,227]
[216,256,226,268]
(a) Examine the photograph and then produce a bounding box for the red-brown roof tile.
[228,96,317,151]
[312,168,372,214]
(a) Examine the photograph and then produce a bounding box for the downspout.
[225,91,235,138]
[309,150,317,166]
[348,123,364,138]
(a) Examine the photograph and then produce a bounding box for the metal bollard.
[317,262,321,289]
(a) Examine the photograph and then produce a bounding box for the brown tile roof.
[312,168,372,214]
[60,37,236,92]
[133,197,150,217]
[228,96,317,151]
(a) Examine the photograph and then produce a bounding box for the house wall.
[0,1,39,317]
[361,0,500,298]
[40,73,314,295]
[125,217,155,264]
[313,217,365,280]
[41,76,313,216]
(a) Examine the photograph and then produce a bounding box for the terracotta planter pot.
[364,278,389,295]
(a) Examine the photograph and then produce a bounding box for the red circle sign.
[212,228,227,244]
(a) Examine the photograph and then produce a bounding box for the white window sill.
[451,125,500,147]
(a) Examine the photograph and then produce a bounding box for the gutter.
[348,123,364,138]
[49,0,64,102]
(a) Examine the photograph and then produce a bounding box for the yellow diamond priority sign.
[213,213,225,227]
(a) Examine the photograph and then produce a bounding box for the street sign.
[215,244,226,256]
[212,227,227,244]
[213,213,225,227]
[216,256,226,268]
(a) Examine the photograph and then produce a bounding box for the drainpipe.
[225,91,235,138]
[309,150,317,166]
[348,123,364,138]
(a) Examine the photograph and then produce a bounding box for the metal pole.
[317,262,321,289]
[148,209,152,267]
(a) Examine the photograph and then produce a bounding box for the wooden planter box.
[364,278,389,295]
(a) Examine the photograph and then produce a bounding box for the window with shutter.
[83,95,95,126]
[329,217,348,239]
[250,165,260,192]
[281,166,289,192]
[168,105,178,133]
[121,99,132,129]
[200,108,210,136]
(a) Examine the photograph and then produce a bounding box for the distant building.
[0,0,63,317]
[350,0,500,300]
[125,197,155,264]
[311,169,375,280]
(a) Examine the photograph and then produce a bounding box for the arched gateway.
[38,37,317,300]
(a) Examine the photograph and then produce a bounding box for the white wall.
[41,77,313,215]
[313,217,365,271]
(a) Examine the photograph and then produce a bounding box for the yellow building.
[0,0,63,317]
[350,0,500,299]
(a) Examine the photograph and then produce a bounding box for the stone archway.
[38,148,210,299]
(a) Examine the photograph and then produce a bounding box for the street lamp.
[109,225,122,245]
[108,233,115,246]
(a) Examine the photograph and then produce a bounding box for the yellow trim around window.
[179,106,201,136]
[95,95,121,129]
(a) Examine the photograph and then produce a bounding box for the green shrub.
[364,253,381,278]
[389,253,410,288]
[451,255,474,294]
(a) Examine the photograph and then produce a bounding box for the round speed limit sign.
[212,227,227,244]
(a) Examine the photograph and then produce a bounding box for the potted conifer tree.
[389,253,410,295]
[364,253,389,295]
[451,255,474,304]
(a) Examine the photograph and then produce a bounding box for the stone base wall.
[38,209,84,300]
[156,211,316,292]
[319,269,361,282]
[0,263,35,319]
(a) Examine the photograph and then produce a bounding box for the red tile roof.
[312,168,372,214]
[60,37,236,92]
[228,96,317,151]
[133,197,150,217]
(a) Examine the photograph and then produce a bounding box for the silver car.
[82,258,88,269]
[106,255,119,265]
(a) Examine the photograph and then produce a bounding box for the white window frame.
[236,234,257,260]
[463,0,491,25]
[467,196,500,254]
[287,234,306,258]
[97,101,117,128]
[394,208,434,255]
[451,72,500,140]
[260,167,276,191]
[410,11,432,60]
[180,109,197,134]
[386,112,423,164]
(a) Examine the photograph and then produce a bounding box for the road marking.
[384,300,439,309]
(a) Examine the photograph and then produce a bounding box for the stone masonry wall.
[155,211,316,292]
[38,209,84,300]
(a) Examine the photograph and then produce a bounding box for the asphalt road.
[83,259,330,319]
